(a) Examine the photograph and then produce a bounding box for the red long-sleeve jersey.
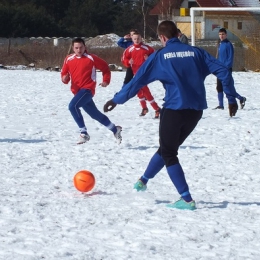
[61,52,111,95]
[121,43,154,74]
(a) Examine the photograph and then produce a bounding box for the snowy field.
[0,69,260,260]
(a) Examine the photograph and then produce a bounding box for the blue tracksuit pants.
[68,89,116,134]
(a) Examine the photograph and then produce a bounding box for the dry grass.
[87,47,124,67]
[0,42,126,69]
[1,39,260,71]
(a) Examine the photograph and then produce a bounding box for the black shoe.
[240,97,246,109]
[213,106,224,110]
[140,108,148,116]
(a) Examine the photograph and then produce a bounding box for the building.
[150,0,260,41]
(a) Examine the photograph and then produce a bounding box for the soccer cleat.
[166,198,196,210]
[213,106,224,110]
[154,109,160,119]
[240,97,246,109]
[77,133,90,145]
[140,108,148,116]
[114,126,122,144]
[133,180,147,191]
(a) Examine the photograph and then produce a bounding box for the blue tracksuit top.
[117,37,133,49]
[112,37,237,109]
[218,39,234,69]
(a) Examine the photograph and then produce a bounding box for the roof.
[196,0,260,7]
[234,0,260,7]
[196,0,260,15]
[196,0,224,7]
[150,0,260,15]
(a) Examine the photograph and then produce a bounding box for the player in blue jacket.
[214,28,246,110]
[117,30,135,49]
[104,20,240,210]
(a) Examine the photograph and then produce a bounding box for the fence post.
[8,38,11,55]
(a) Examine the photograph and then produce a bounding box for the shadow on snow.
[199,200,260,208]
[0,138,47,143]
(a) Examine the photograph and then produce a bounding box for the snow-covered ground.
[0,69,260,260]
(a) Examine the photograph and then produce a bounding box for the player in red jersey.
[61,38,122,144]
[122,33,161,118]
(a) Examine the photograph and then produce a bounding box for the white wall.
[203,15,260,40]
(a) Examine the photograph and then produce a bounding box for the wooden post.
[8,38,11,55]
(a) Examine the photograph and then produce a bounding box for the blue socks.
[140,152,165,184]
[139,154,193,202]
[166,164,192,202]
[140,175,149,184]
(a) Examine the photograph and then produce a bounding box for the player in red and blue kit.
[61,38,122,145]
[122,32,161,118]
[117,29,137,85]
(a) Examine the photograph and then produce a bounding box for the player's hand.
[62,73,70,84]
[104,100,117,112]
[124,34,131,39]
[228,103,238,117]
[99,82,108,87]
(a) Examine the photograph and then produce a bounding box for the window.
[224,21,228,29]
[238,22,242,30]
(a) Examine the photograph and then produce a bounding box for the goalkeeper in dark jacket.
[104,20,240,211]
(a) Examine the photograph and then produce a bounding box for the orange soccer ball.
[73,170,95,192]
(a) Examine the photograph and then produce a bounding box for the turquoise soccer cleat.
[133,180,147,191]
[166,198,196,210]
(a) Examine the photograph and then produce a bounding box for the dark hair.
[177,29,181,33]
[132,32,141,36]
[219,28,227,34]
[157,20,178,39]
[129,28,138,33]
[72,37,85,46]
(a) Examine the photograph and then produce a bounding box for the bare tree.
[157,0,183,21]
[142,0,146,40]
[135,0,159,41]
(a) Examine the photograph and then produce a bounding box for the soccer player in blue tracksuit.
[104,21,240,210]
[214,28,246,110]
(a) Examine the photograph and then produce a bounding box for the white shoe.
[114,126,122,144]
[77,133,90,144]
